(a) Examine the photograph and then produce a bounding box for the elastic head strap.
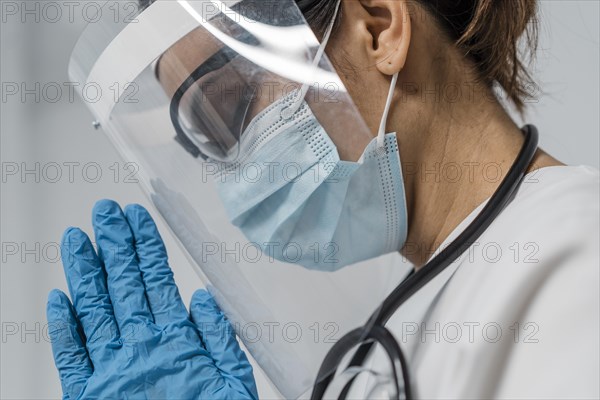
[281,0,342,119]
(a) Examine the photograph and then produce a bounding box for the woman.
[48,0,599,398]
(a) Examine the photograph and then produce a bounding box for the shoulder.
[450,165,599,308]
[412,165,599,399]
[485,165,599,265]
[508,165,598,224]
[477,166,600,398]
[513,165,599,224]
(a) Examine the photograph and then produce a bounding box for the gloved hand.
[46,199,258,400]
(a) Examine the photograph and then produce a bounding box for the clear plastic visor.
[69,1,407,398]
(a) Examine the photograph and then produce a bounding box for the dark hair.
[296,0,539,113]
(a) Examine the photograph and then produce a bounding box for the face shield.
[69,1,409,397]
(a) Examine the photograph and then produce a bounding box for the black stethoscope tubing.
[311,125,540,400]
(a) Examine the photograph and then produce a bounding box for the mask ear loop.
[376,72,399,148]
[281,0,342,120]
[285,0,398,151]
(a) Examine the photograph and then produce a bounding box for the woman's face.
[157,0,420,161]
[157,36,384,159]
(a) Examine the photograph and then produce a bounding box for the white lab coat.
[358,165,599,399]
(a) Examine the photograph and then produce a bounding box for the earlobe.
[360,0,411,76]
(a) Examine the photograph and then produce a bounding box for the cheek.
[344,70,387,136]
[327,46,389,136]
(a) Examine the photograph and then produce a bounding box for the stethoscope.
[311,124,540,400]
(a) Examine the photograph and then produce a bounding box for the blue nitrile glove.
[46,200,258,400]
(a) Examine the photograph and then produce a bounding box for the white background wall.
[1,1,598,398]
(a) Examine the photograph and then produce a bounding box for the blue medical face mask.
[210,0,407,270]
[212,87,408,270]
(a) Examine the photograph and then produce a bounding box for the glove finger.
[47,289,92,399]
[124,204,188,326]
[92,200,153,335]
[190,290,259,399]
[60,227,119,365]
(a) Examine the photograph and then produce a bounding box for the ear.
[356,0,411,76]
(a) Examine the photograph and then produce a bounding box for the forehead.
[155,0,321,96]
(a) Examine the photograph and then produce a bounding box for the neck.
[398,87,530,267]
